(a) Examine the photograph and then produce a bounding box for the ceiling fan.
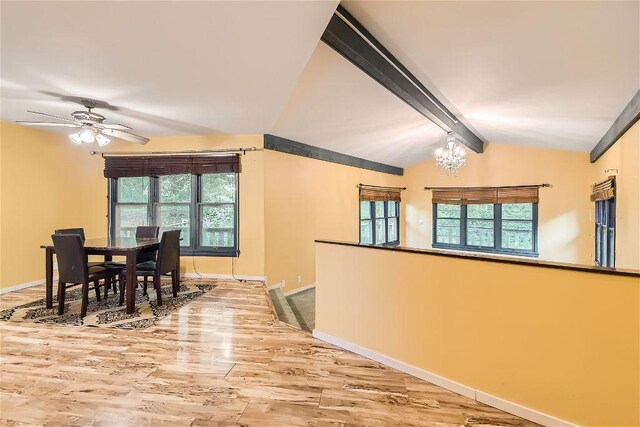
[16,101,149,146]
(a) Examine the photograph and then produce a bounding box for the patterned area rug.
[0,281,215,329]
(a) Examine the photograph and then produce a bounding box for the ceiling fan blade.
[27,110,77,124]
[16,121,80,128]
[101,128,149,145]
[99,123,133,131]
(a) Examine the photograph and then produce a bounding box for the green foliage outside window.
[113,173,238,254]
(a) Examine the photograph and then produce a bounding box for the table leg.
[104,255,112,262]
[45,248,54,308]
[125,251,137,314]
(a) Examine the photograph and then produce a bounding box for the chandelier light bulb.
[69,132,83,145]
[96,134,110,147]
[79,129,95,143]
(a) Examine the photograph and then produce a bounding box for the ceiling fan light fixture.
[69,132,83,145]
[18,104,149,145]
[96,133,110,147]
[79,128,96,143]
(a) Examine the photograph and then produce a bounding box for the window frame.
[432,202,539,257]
[109,173,239,257]
[109,176,153,239]
[359,200,400,246]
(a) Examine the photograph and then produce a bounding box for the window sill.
[359,242,400,247]
[180,249,239,257]
[432,243,538,258]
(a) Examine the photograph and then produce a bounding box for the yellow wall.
[2,120,637,290]
[0,123,102,288]
[264,149,404,292]
[0,123,265,289]
[403,143,594,265]
[315,242,640,426]
[590,122,640,269]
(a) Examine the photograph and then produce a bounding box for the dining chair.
[107,226,160,295]
[51,234,123,318]
[136,226,160,295]
[54,228,87,242]
[54,227,118,297]
[119,229,181,307]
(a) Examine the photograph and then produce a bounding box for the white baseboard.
[181,272,266,282]
[312,330,577,427]
[0,279,46,295]
[476,391,577,427]
[268,281,285,291]
[284,283,316,296]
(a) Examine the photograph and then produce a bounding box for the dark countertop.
[315,240,640,278]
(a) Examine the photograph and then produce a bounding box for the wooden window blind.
[432,186,539,205]
[497,186,539,204]
[359,185,402,202]
[590,177,615,202]
[104,154,240,178]
[432,189,464,205]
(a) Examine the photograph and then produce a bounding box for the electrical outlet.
[297,275,302,284]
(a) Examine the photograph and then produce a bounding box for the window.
[110,172,238,256]
[360,200,399,245]
[433,202,538,256]
[595,198,615,268]
[591,177,615,268]
[114,177,151,238]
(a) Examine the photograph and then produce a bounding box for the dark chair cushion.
[119,261,159,276]
[135,261,156,271]
[87,265,123,282]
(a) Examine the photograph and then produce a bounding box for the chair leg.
[93,280,101,302]
[143,276,148,296]
[154,275,162,306]
[118,274,125,306]
[112,277,118,294]
[57,281,66,315]
[81,281,90,318]
[104,278,110,299]
[171,269,178,297]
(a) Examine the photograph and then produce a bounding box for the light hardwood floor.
[0,279,536,426]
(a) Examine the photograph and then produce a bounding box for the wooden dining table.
[40,236,169,315]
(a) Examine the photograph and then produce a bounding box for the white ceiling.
[271,42,443,167]
[340,0,640,153]
[0,1,338,136]
[2,1,638,166]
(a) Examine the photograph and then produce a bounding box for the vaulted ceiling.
[0,1,339,135]
[1,1,638,168]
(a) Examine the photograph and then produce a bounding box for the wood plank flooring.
[0,279,537,426]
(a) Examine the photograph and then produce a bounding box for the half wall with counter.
[314,240,640,426]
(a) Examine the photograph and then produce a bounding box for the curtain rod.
[424,184,551,190]
[89,147,259,157]
[358,183,407,190]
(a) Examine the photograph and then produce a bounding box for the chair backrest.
[136,226,160,263]
[54,228,86,244]
[156,230,181,275]
[136,226,159,239]
[51,234,88,284]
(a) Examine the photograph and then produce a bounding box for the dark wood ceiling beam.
[321,5,484,153]
[590,90,640,163]
[264,134,403,176]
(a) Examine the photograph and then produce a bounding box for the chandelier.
[435,131,466,174]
